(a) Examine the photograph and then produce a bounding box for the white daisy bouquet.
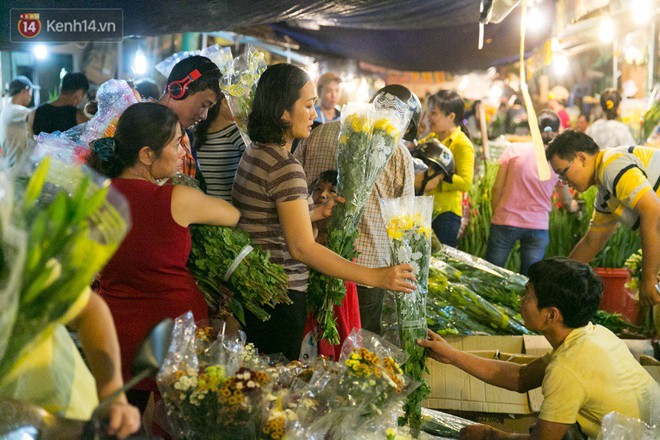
[380,196,433,435]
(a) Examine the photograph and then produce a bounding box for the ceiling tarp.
[1,0,554,72]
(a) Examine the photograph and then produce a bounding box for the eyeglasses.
[557,160,574,184]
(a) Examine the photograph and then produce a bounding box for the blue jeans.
[432,212,462,248]
[485,224,549,275]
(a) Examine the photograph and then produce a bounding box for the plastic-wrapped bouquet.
[158,313,274,439]
[308,94,412,344]
[171,173,290,322]
[220,46,267,147]
[0,148,130,380]
[291,329,416,439]
[380,196,433,434]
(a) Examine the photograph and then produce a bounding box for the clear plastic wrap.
[290,329,417,439]
[597,410,659,440]
[0,149,130,381]
[421,407,476,439]
[0,170,27,364]
[380,195,433,433]
[307,95,412,345]
[33,79,138,164]
[157,312,272,440]
[220,46,267,147]
[155,44,233,78]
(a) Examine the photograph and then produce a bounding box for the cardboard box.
[423,335,551,416]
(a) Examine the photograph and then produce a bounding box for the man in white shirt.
[0,76,35,167]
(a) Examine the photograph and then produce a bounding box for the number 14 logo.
[18,13,41,38]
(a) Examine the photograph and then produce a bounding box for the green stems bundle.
[0,156,129,380]
[381,196,433,435]
[171,174,290,323]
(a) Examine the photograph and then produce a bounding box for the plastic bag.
[0,149,130,382]
[0,169,27,364]
[220,46,267,147]
[155,44,233,78]
[597,411,659,440]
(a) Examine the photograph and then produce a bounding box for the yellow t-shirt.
[590,145,660,232]
[0,287,98,420]
[539,323,659,439]
[426,127,475,217]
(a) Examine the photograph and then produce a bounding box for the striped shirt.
[232,143,313,291]
[591,145,660,231]
[197,123,246,201]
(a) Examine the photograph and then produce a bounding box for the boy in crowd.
[310,170,338,245]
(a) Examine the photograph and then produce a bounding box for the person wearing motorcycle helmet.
[412,138,455,195]
[369,84,422,143]
[294,84,421,336]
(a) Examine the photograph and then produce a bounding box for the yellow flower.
[351,115,370,133]
[386,227,404,240]
[339,134,349,145]
[419,226,432,237]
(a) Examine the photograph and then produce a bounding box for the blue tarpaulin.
[0,0,554,71]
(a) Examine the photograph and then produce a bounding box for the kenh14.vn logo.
[18,13,42,38]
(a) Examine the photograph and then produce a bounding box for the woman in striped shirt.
[232,63,416,360]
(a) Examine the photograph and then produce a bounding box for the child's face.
[312,180,337,204]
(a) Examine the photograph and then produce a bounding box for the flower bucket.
[594,268,640,325]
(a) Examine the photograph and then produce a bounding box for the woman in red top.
[87,102,239,412]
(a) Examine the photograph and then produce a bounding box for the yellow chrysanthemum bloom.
[351,115,370,133]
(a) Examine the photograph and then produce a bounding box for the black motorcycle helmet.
[370,84,422,142]
[414,138,455,183]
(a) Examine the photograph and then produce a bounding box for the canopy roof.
[1,0,554,72]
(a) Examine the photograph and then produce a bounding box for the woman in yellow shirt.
[425,90,475,247]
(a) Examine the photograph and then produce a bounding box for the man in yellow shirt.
[417,257,659,440]
[545,131,660,307]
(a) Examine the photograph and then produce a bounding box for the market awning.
[0,0,554,72]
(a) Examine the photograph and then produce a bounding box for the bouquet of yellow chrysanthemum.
[220,46,267,147]
[291,329,416,439]
[308,96,412,345]
[380,196,433,435]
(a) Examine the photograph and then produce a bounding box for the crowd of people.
[1,53,659,440]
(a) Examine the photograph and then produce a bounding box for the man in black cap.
[29,72,90,136]
[0,76,36,166]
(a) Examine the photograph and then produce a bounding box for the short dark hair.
[87,102,179,178]
[527,257,603,328]
[429,89,470,138]
[134,78,162,101]
[248,63,310,146]
[317,170,338,186]
[537,109,560,145]
[545,130,600,161]
[61,72,90,94]
[599,88,622,120]
[167,55,222,100]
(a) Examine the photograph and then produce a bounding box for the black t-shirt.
[33,103,78,135]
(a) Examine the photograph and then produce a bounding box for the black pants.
[432,212,462,248]
[243,290,306,361]
[356,285,386,335]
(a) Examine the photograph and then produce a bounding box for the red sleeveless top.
[99,179,208,391]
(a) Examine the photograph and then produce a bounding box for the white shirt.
[0,102,31,167]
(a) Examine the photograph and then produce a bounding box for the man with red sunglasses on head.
[157,55,222,181]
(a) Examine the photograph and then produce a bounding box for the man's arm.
[417,330,547,393]
[459,419,571,440]
[569,223,617,263]
[634,190,660,306]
